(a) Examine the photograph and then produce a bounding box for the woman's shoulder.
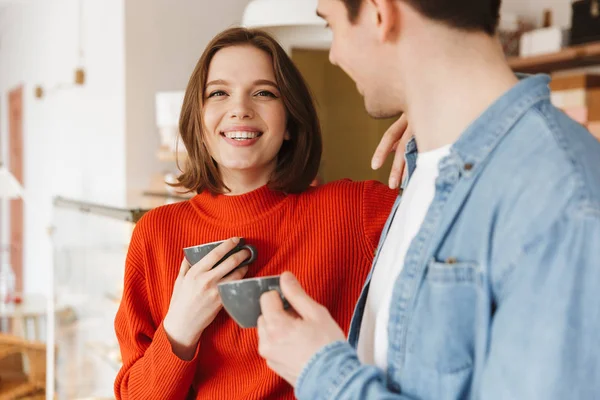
[134,200,195,234]
[308,179,397,199]
[299,179,397,218]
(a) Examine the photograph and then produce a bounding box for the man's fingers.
[178,258,191,279]
[279,272,322,319]
[257,315,267,338]
[389,145,406,189]
[260,290,287,325]
[372,114,408,170]
[398,124,413,153]
[257,316,267,355]
[388,124,413,188]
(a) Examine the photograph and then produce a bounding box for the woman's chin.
[217,158,276,177]
[221,163,254,171]
[219,162,268,174]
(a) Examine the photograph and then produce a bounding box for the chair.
[0,334,47,399]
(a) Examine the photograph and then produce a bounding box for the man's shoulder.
[491,102,600,210]
[463,102,600,255]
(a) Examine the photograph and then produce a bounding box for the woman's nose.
[228,96,254,120]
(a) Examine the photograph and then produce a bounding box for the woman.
[114,28,398,400]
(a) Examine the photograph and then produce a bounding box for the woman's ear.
[284,131,291,140]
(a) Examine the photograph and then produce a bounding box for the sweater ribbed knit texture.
[114,179,397,400]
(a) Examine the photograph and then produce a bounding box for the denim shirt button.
[464,163,474,171]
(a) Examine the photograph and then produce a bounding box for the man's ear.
[367,0,401,42]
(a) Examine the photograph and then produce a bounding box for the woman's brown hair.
[176,27,322,194]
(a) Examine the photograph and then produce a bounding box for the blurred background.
[0,0,599,398]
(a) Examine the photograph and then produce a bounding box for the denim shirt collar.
[403,74,551,178]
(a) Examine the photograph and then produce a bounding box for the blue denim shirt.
[296,75,600,400]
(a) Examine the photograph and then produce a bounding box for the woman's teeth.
[223,131,261,140]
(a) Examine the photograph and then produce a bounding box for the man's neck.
[400,32,519,152]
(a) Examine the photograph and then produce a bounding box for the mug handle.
[238,244,257,267]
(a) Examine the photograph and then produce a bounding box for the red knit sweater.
[114,180,397,400]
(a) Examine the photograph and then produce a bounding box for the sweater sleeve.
[361,181,399,255]
[113,218,200,400]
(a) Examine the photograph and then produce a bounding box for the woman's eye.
[207,90,227,98]
[256,90,277,98]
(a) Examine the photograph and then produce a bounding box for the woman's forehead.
[207,45,276,83]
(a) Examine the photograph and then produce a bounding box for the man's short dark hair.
[340,0,501,35]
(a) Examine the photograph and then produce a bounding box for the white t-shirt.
[357,144,452,369]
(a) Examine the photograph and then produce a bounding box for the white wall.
[124,0,250,205]
[265,25,332,53]
[0,0,127,294]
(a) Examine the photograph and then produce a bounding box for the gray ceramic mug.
[183,238,257,270]
[218,275,289,328]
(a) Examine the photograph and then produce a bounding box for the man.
[257,0,600,399]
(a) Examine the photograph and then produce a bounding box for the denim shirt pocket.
[406,259,480,375]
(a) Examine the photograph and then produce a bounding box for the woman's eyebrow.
[206,79,228,87]
[206,79,278,88]
[253,79,278,88]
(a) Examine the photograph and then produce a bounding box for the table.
[0,294,47,341]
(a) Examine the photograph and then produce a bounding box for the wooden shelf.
[508,41,600,74]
